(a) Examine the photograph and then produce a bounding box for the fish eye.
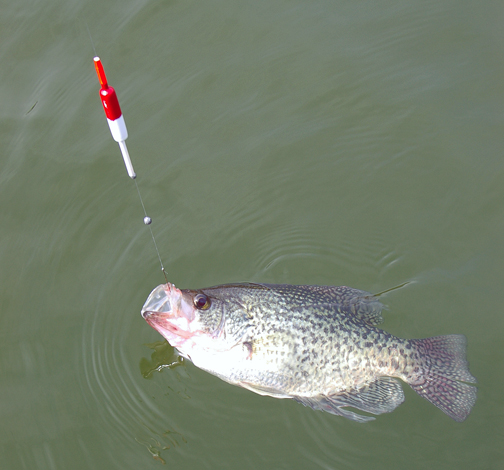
[194,293,211,310]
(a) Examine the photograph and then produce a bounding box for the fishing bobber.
[94,56,136,179]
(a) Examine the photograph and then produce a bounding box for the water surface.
[1,0,503,468]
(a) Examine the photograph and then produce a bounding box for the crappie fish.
[141,282,477,422]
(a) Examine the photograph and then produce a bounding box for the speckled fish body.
[141,282,477,422]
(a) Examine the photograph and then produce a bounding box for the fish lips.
[141,283,174,319]
[141,283,196,342]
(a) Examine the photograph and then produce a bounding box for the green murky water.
[1,0,503,468]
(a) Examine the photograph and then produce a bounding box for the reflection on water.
[135,422,188,465]
[80,288,192,464]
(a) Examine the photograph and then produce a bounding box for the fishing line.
[89,31,168,283]
[133,179,168,283]
[85,21,98,58]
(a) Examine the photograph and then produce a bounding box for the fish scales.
[142,282,477,422]
[216,284,406,393]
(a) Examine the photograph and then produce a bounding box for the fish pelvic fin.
[408,335,477,422]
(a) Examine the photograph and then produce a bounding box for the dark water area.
[1,0,503,468]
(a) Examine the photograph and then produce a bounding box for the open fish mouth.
[141,283,198,346]
[141,284,174,319]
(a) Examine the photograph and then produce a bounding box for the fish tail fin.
[407,335,477,422]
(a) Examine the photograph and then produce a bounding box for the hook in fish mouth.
[141,282,199,348]
[141,283,173,319]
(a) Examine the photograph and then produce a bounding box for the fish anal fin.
[294,395,376,422]
[294,377,405,423]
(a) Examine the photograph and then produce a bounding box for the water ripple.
[79,271,191,463]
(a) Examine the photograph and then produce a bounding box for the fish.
[141,282,477,422]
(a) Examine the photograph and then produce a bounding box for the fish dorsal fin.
[320,285,384,325]
[294,377,404,422]
[270,284,385,326]
[203,283,385,325]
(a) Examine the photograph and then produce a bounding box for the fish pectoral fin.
[294,377,405,423]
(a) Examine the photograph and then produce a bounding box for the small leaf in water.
[139,340,184,379]
[25,101,38,115]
